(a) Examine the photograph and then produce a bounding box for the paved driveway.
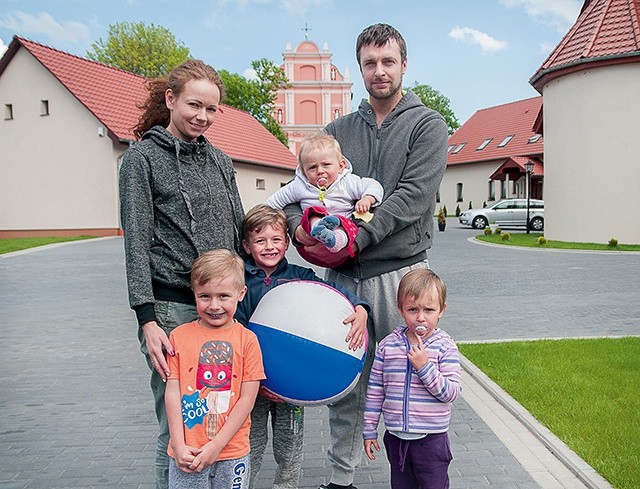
[1,231,637,488]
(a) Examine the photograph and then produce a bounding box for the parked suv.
[458,199,544,230]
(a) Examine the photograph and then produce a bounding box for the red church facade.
[274,40,353,155]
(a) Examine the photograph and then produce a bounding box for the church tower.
[274,37,353,155]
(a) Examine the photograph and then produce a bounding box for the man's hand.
[141,321,174,381]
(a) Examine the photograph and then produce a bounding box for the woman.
[119,59,245,489]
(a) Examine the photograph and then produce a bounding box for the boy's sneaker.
[319,485,358,489]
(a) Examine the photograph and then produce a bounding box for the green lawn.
[476,232,640,251]
[0,236,97,254]
[459,338,640,489]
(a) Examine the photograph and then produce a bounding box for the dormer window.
[447,144,455,153]
[497,134,514,147]
[528,134,541,144]
[476,138,492,151]
[451,143,466,154]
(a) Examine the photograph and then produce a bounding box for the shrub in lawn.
[443,205,448,217]
[484,227,492,236]
[501,232,511,241]
[538,236,547,245]
[608,238,618,247]
[494,227,501,235]
[455,205,461,217]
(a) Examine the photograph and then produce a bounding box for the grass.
[459,338,640,489]
[476,232,640,251]
[0,235,97,254]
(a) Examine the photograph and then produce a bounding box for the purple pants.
[383,430,452,489]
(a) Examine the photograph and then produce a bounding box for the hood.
[141,125,209,158]
[294,156,354,188]
[358,90,424,126]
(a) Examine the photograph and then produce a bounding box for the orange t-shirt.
[167,320,265,461]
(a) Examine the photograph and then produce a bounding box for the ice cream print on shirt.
[182,340,234,438]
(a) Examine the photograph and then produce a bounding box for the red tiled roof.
[1,36,297,170]
[530,0,640,92]
[447,97,543,166]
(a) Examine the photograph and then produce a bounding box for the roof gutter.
[530,51,640,93]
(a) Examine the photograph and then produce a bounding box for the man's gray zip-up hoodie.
[119,126,245,325]
[288,91,448,279]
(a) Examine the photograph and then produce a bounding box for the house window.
[40,100,50,116]
[334,109,340,119]
[528,134,541,144]
[276,109,283,123]
[488,181,496,201]
[447,144,455,153]
[452,143,466,154]
[476,138,492,150]
[4,104,13,120]
[456,183,463,202]
[436,189,441,203]
[501,181,507,199]
[256,179,265,190]
[497,134,514,147]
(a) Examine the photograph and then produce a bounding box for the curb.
[460,354,613,489]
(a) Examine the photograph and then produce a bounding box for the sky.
[0,0,584,124]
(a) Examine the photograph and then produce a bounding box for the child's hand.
[260,385,285,403]
[343,305,367,351]
[172,443,202,473]
[364,439,380,460]
[355,195,376,214]
[191,440,223,472]
[407,341,429,370]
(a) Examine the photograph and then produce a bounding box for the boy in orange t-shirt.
[165,249,265,488]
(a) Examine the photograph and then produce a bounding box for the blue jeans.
[138,300,198,489]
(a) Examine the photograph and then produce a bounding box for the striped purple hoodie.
[363,326,461,440]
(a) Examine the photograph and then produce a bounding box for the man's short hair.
[356,23,407,64]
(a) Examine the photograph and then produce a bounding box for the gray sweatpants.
[169,455,250,488]
[249,394,304,489]
[324,260,430,486]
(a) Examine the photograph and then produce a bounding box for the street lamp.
[524,160,534,234]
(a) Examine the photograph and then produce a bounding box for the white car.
[458,199,544,230]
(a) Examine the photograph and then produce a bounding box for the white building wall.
[439,161,515,214]
[234,163,294,211]
[0,49,123,232]
[542,63,640,244]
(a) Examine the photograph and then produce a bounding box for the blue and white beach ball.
[247,281,368,406]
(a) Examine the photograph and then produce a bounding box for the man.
[288,24,448,489]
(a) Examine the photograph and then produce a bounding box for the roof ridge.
[16,35,147,80]
[475,96,541,113]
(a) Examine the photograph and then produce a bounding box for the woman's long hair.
[133,60,225,140]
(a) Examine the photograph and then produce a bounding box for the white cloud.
[448,27,508,55]
[0,37,8,56]
[243,68,258,80]
[0,11,90,43]
[500,0,582,32]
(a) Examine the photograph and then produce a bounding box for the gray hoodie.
[119,126,244,325]
[288,91,448,279]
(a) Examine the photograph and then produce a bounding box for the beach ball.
[247,281,368,406]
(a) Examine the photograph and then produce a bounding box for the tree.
[406,82,460,135]
[87,21,190,78]
[220,58,291,146]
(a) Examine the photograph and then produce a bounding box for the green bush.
[537,236,547,245]
[484,227,492,236]
[493,227,501,235]
[608,238,618,247]
[501,232,511,241]
[443,205,448,217]
[455,205,461,217]
[468,201,473,210]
